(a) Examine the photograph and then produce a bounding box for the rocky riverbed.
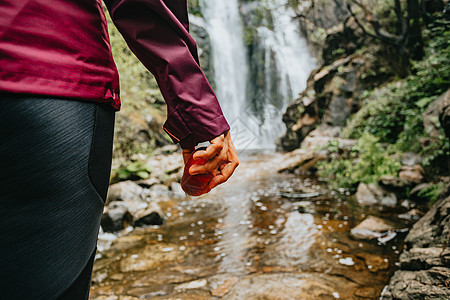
[88,150,431,300]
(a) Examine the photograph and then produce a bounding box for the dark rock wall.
[381,190,450,300]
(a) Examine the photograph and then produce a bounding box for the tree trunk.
[407,0,425,60]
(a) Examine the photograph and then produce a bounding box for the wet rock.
[119,296,140,300]
[277,147,328,174]
[399,165,424,184]
[131,271,196,285]
[126,285,168,298]
[136,177,160,188]
[280,192,320,199]
[309,125,342,138]
[424,89,449,139]
[277,149,315,173]
[149,184,170,199]
[119,244,182,272]
[301,136,357,152]
[354,287,377,298]
[350,216,395,240]
[174,279,208,291]
[170,182,186,199]
[321,75,353,126]
[133,202,165,227]
[145,153,183,176]
[400,247,445,270]
[379,175,411,189]
[381,267,450,300]
[356,183,397,207]
[93,296,118,300]
[166,170,183,187]
[109,273,125,281]
[401,152,423,167]
[101,202,133,232]
[152,144,179,155]
[162,290,212,300]
[383,196,450,299]
[110,235,145,251]
[225,273,357,300]
[296,152,328,174]
[405,196,450,248]
[439,89,450,138]
[97,232,119,252]
[210,276,239,297]
[356,253,389,273]
[398,209,423,222]
[106,181,146,205]
[277,90,319,152]
[92,271,108,284]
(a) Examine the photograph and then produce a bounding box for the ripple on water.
[90,152,409,299]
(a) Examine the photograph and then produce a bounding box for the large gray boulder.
[106,180,146,206]
[350,216,396,240]
[439,89,450,137]
[405,194,450,248]
[383,267,449,299]
[423,89,449,138]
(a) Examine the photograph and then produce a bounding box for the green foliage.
[187,0,203,17]
[111,161,152,184]
[342,19,450,171]
[417,183,447,207]
[318,134,402,189]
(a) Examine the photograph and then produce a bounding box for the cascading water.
[259,0,316,102]
[199,0,249,147]
[199,0,315,150]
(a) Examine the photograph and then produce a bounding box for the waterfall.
[199,0,315,150]
[259,0,316,102]
[199,0,249,146]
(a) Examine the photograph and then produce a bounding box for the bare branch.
[346,0,405,46]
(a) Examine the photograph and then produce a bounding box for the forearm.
[104,0,230,148]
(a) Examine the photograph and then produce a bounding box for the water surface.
[91,152,409,299]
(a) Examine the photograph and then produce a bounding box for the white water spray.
[199,0,315,149]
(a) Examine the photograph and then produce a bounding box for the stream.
[90,151,410,300]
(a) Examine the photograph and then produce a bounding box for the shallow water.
[90,152,412,299]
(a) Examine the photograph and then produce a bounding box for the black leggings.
[0,95,115,299]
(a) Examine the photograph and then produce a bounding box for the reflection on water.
[90,152,409,299]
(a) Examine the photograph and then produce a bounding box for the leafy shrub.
[318,134,402,190]
[417,183,447,207]
[342,19,450,172]
[111,161,153,184]
[188,0,203,17]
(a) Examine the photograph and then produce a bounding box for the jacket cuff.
[163,109,230,149]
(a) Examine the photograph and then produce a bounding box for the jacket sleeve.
[104,0,230,149]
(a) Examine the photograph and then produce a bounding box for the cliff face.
[277,13,396,151]
[381,189,450,300]
[277,0,449,152]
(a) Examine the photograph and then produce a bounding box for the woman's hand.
[182,131,239,190]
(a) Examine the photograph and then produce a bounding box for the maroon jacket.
[0,0,229,149]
